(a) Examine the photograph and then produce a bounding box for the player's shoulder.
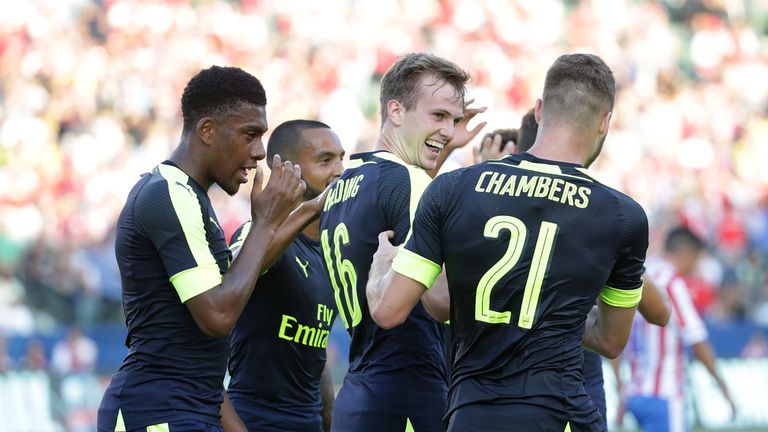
[565,166,646,218]
[137,162,199,203]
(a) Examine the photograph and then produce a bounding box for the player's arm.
[583,197,648,358]
[258,183,332,271]
[320,362,334,432]
[221,392,246,432]
[186,156,306,337]
[367,231,430,329]
[691,341,736,417]
[583,299,639,359]
[422,271,450,323]
[638,274,670,326]
[426,99,486,177]
[670,276,736,417]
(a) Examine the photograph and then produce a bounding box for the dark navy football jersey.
[98,162,231,431]
[393,153,648,431]
[319,151,447,419]
[583,351,607,421]
[227,223,336,432]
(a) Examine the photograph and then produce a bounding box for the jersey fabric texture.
[319,150,447,431]
[98,162,231,431]
[227,223,336,432]
[393,153,648,432]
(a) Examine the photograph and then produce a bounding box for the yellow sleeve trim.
[600,283,643,308]
[170,263,222,303]
[392,248,441,290]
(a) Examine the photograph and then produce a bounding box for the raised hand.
[250,154,307,230]
[448,98,487,151]
[475,133,515,163]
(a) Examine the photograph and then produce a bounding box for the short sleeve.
[600,195,649,308]
[392,172,456,289]
[137,179,221,303]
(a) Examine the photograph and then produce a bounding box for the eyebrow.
[316,151,342,158]
[240,123,267,134]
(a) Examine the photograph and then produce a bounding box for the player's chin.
[222,181,241,196]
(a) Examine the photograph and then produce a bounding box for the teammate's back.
[420,153,647,428]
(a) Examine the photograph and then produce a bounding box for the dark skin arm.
[320,363,335,432]
[221,392,246,432]
[257,184,330,272]
[186,156,306,338]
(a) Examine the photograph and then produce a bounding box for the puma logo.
[295,257,310,278]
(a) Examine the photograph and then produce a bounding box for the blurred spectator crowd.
[1,0,767,363]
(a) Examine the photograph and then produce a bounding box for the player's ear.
[534,99,543,124]
[598,111,612,135]
[386,100,404,127]
[197,117,215,147]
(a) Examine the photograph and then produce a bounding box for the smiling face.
[395,74,464,170]
[207,102,268,195]
[294,128,345,200]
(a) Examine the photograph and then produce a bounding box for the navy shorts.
[331,376,446,432]
[447,402,606,432]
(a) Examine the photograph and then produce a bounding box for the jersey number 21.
[477,215,559,329]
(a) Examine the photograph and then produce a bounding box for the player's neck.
[302,219,320,241]
[169,142,212,190]
[375,126,411,165]
[527,125,596,167]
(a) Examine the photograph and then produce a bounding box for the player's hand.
[372,231,398,267]
[475,133,515,163]
[303,177,338,217]
[447,98,487,151]
[250,155,306,230]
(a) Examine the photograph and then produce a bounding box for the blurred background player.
[319,52,485,432]
[366,53,647,432]
[226,120,344,432]
[97,66,305,432]
[614,226,736,432]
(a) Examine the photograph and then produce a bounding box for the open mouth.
[425,139,445,151]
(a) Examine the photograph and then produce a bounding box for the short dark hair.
[267,119,331,163]
[664,226,704,253]
[379,53,470,126]
[516,108,538,152]
[181,66,267,136]
[483,128,517,146]
[541,53,615,128]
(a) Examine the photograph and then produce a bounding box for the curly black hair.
[180,65,267,136]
